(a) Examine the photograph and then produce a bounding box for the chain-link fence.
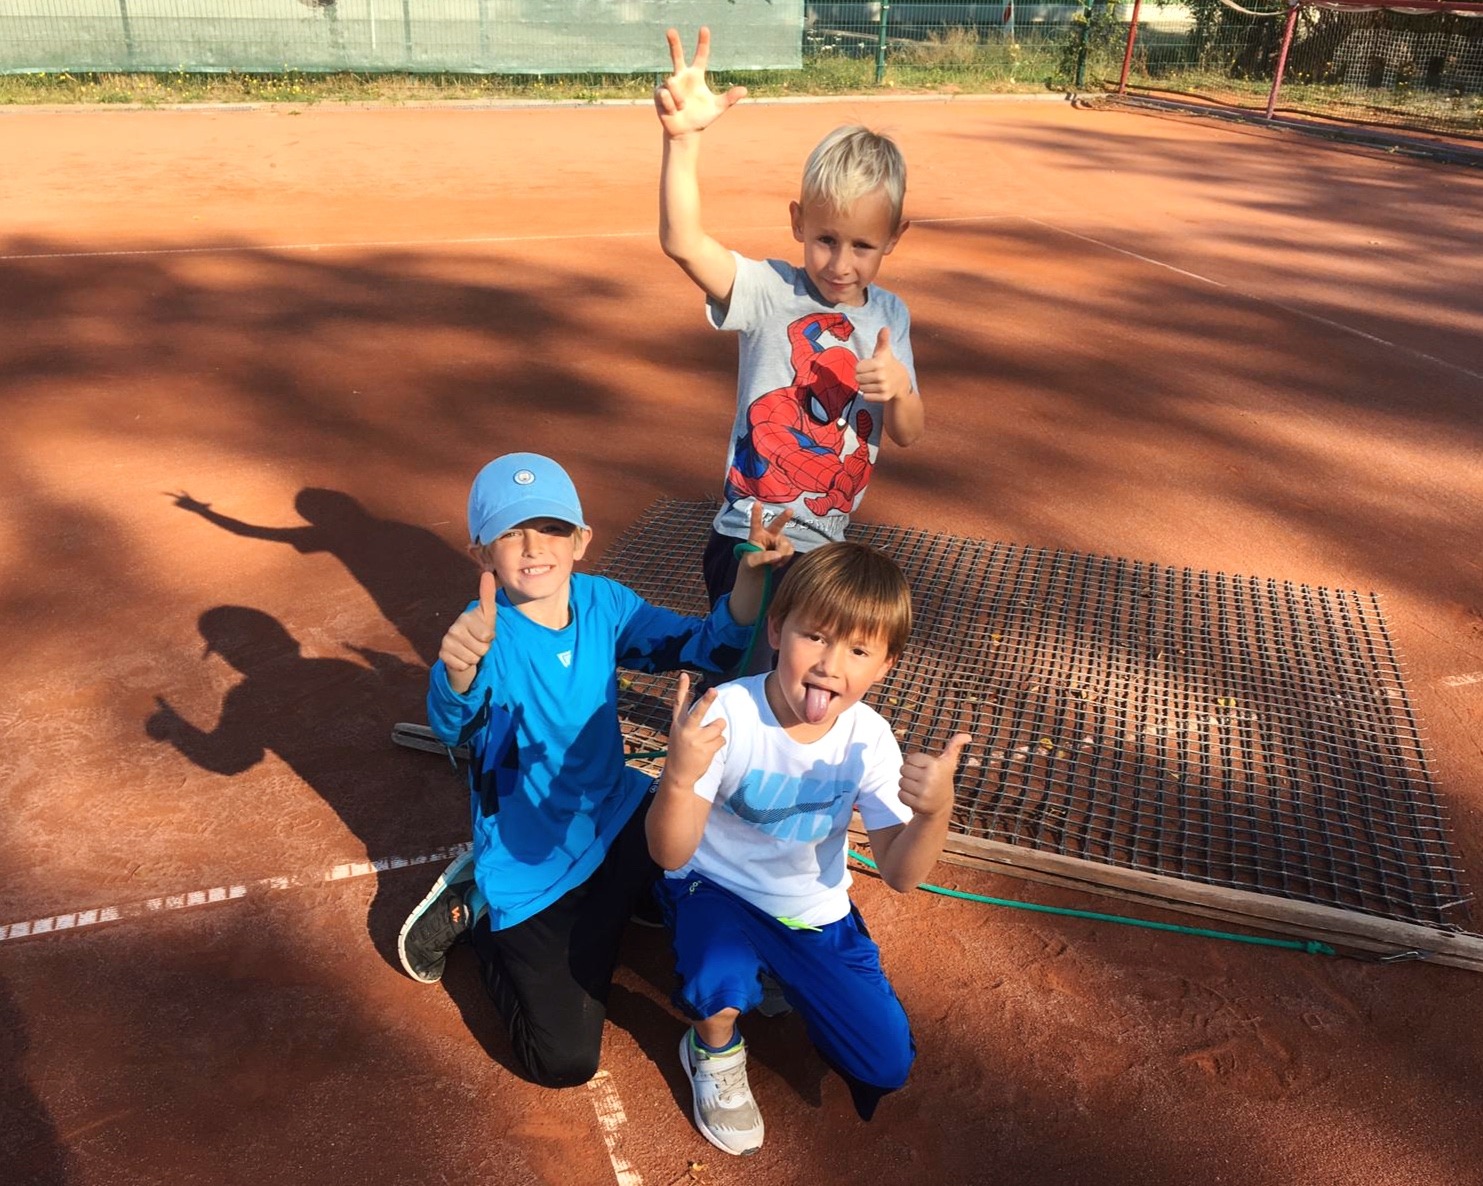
[1110,2,1483,142]
[799,3,1099,90]
[799,2,1482,141]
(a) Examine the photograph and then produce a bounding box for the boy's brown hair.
[766,541,912,659]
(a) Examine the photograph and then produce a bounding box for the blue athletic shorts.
[657,872,915,1118]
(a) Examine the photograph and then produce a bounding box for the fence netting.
[1,2,1478,144]
[1110,3,1483,142]
[0,0,803,74]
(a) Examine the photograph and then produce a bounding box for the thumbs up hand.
[898,733,972,819]
[855,327,913,406]
[441,570,499,694]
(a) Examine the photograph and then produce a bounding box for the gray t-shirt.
[707,254,917,550]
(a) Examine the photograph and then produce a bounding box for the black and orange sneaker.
[397,850,475,983]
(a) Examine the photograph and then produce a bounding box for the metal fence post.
[1264,2,1301,120]
[1075,0,1093,89]
[874,0,891,85]
[117,0,136,66]
[1117,0,1144,94]
[402,0,413,65]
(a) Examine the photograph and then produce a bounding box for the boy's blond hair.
[767,542,912,659]
[800,125,907,232]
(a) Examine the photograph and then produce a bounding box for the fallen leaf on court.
[666,1162,712,1186]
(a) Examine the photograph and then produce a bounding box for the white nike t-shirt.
[668,673,910,927]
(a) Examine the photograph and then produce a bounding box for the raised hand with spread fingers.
[655,26,745,304]
[653,26,747,141]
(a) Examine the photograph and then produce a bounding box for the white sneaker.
[679,1030,765,1156]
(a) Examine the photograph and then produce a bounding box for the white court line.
[1440,672,1483,688]
[8,847,644,1183]
[1020,216,1227,287]
[1021,215,1483,384]
[0,843,470,943]
[587,1071,645,1186]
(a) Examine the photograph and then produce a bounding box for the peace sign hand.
[653,26,747,140]
[743,504,795,571]
[665,672,725,786]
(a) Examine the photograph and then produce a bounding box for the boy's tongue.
[803,685,833,724]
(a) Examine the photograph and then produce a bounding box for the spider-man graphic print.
[727,312,875,517]
[711,256,916,550]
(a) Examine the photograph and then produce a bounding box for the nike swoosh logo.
[728,783,836,825]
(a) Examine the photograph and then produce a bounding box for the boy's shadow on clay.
[167,487,474,668]
[145,605,466,971]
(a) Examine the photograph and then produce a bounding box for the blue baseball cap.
[467,453,587,545]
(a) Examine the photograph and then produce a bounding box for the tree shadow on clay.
[144,604,464,973]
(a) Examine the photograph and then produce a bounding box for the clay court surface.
[2,95,1481,1185]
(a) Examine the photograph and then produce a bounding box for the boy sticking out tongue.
[647,541,971,1157]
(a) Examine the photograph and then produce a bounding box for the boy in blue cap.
[398,452,792,1088]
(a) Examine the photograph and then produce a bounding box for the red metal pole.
[1117,0,1144,95]
[1265,2,1300,120]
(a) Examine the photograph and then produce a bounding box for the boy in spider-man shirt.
[655,26,925,613]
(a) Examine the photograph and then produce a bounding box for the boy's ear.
[883,218,909,255]
[766,614,783,650]
[866,651,897,689]
[466,542,492,570]
[789,200,805,243]
[572,526,593,561]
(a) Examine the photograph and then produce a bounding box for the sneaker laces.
[697,1052,752,1108]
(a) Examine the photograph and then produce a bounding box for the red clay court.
[2,96,1482,1185]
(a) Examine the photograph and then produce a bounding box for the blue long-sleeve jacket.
[427,573,751,930]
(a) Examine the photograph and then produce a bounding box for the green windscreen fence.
[0,0,805,74]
